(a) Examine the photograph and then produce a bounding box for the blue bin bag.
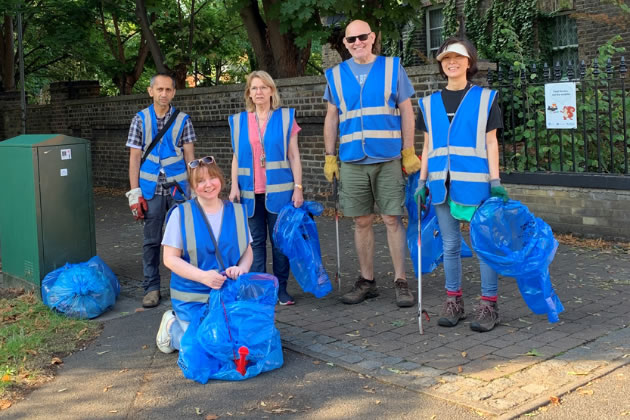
[273,201,332,298]
[470,197,564,323]
[178,273,283,383]
[405,172,472,275]
[41,256,120,319]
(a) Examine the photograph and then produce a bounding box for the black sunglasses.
[345,33,371,43]
[188,155,215,168]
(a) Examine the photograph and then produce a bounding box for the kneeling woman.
[156,156,253,353]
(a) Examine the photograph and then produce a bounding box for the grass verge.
[0,288,102,409]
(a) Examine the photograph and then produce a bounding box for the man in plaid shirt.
[126,73,196,308]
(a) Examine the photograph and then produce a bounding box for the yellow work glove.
[323,155,339,183]
[401,146,421,174]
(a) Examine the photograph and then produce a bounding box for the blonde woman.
[228,71,303,305]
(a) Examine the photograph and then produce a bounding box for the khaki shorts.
[339,159,406,217]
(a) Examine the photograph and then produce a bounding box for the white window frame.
[425,5,445,59]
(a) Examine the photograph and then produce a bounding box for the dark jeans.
[249,194,290,288]
[142,193,175,294]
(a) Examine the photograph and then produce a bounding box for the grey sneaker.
[394,279,414,307]
[341,276,379,304]
[156,310,176,354]
[470,300,500,332]
[437,295,466,327]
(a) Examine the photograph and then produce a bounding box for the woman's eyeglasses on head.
[188,156,215,168]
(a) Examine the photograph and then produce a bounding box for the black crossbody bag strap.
[140,109,181,166]
[193,198,226,271]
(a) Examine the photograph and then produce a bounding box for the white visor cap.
[436,42,470,62]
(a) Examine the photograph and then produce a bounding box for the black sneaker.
[470,300,500,332]
[278,288,295,306]
[437,295,466,327]
[394,279,414,307]
[341,276,379,304]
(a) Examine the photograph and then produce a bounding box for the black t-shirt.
[416,84,503,133]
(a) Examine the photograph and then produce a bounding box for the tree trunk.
[262,0,310,78]
[239,0,276,77]
[1,14,15,91]
[135,0,169,73]
[239,0,311,79]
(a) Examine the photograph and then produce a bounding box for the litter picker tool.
[333,176,341,290]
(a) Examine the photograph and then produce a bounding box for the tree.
[94,1,150,95]
[233,0,425,79]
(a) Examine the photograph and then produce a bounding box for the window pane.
[429,9,444,31]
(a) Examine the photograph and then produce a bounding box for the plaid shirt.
[126,106,196,196]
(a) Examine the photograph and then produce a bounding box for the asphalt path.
[1,308,483,420]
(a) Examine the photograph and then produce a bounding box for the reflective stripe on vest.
[419,86,495,205]
[229,109,294,215]
[138,106,189,200]
[326,56,402,162]
[171,201,249,313]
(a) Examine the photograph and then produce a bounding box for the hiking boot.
[278,288,295,306]
[470,300,500,332]
[156,310,176,354]
[341,276,379,304]
[142,290,161,308]
[437,295,466,327]
[394,279,414,307]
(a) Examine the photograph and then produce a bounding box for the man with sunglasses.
[323,20,420,308]
[126,73,197,308]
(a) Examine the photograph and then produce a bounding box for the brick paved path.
[95,192,630,417]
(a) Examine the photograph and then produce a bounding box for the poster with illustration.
[544,82,577,129]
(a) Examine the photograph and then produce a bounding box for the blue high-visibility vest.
[325,56,402,162]
[229,108,295,215]
[138,105,189,200]
[169,200,249,322]
[418,85,497,205]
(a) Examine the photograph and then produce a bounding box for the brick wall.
[508,184,630,241]
[1,61,628,240]
[573,0,630,65]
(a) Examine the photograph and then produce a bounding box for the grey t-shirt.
[324,57,415,164]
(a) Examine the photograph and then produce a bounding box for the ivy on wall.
[442,0,459,39]
[462,0,542,64]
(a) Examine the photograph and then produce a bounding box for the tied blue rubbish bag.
[273,201,332,298]
[470,197,564,323]
[41,256,120,319]
[177,273,283,383]
[405,172,472,275]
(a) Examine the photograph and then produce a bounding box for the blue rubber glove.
[490,179,509,203]
[414,180,428,206]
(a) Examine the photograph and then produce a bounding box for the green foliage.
[442,0,458,38]
[495,37,629,175]
[463,0,539,63]
[273,0,425,55]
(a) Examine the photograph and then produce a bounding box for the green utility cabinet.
[0,134,96,294]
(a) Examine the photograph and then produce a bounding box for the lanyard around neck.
[254,110,271,167]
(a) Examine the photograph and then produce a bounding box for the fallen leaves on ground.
[556,233,630,252]
[524,349,542,357]
[50,357,63,365]
[549,395,560,405]
[0,400,12,410]
[205,415,219,420]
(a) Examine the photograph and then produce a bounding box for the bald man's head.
[343,20,376,64]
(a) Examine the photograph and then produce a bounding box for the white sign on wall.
[544,82,577,129]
